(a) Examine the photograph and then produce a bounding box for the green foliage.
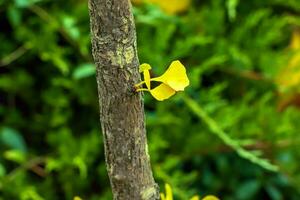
[1,0,300,199]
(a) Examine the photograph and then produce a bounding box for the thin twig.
[0,45,29,67]
[221,68,274,83]
[6,157,47,181]
[183,139,296,159]
[28,5,92,62]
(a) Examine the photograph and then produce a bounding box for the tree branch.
[88,0,159,199]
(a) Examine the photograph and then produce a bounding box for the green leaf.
[7,6,22,27]
[226,0,239,21]
[0,163,6,177]
[0,127,27,152]
[4,150,26,164]
[62,16,80,40]
[14,0,40,8]
[73,63,96,79]
[46,158,62,172]
[266,185,283,200]
[183,95,279,172]
[73,156,87,178]
[20,186,44,200]
[235,180,260,199]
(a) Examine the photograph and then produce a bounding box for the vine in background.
[183,95,279,172]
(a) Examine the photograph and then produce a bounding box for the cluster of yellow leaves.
[276,29,300,91]
[135,60,189,101]
[131,0,191,14]
[160,184,220,200]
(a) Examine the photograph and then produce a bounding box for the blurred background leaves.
[1,0,300,199]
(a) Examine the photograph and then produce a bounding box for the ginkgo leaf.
[165,184,173,200]
[139,63,151,89]
[276,30,300,90]
[132,0,191,14]
[139,63,151,73]
[160,193,166,200]
[144,70,151,89]
[150,0,190,14]
[152,60,189,91]
[135,60,189,101]
[159,183,219,200]
[150,83,176,101]
[290,29,300,49]
[202,195,220,200]
[190,195,200,200]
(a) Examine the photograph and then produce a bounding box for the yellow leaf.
[144,70,151,89]
[202,195,220,200]
[160,183,174,200]
[143,0,191,14]
[153,0,190,14]
[73,196,82,200]
[150,83,176,101]
[290,29,300,50]
[133,0,191,14]
[139,63,152,73]
[152,60,189,91]
[190,195,200,200]
[160,193,166,200]
[136,63,152,89]
[135,60,189,101]
[276,29,300,90]
[165,183,173,200]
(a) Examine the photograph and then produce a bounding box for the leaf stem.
[136,88,150,92]
[135,81,145,88]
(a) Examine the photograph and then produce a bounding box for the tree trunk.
[88,0,159,199]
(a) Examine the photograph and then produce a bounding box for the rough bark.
[88,0,159,199]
